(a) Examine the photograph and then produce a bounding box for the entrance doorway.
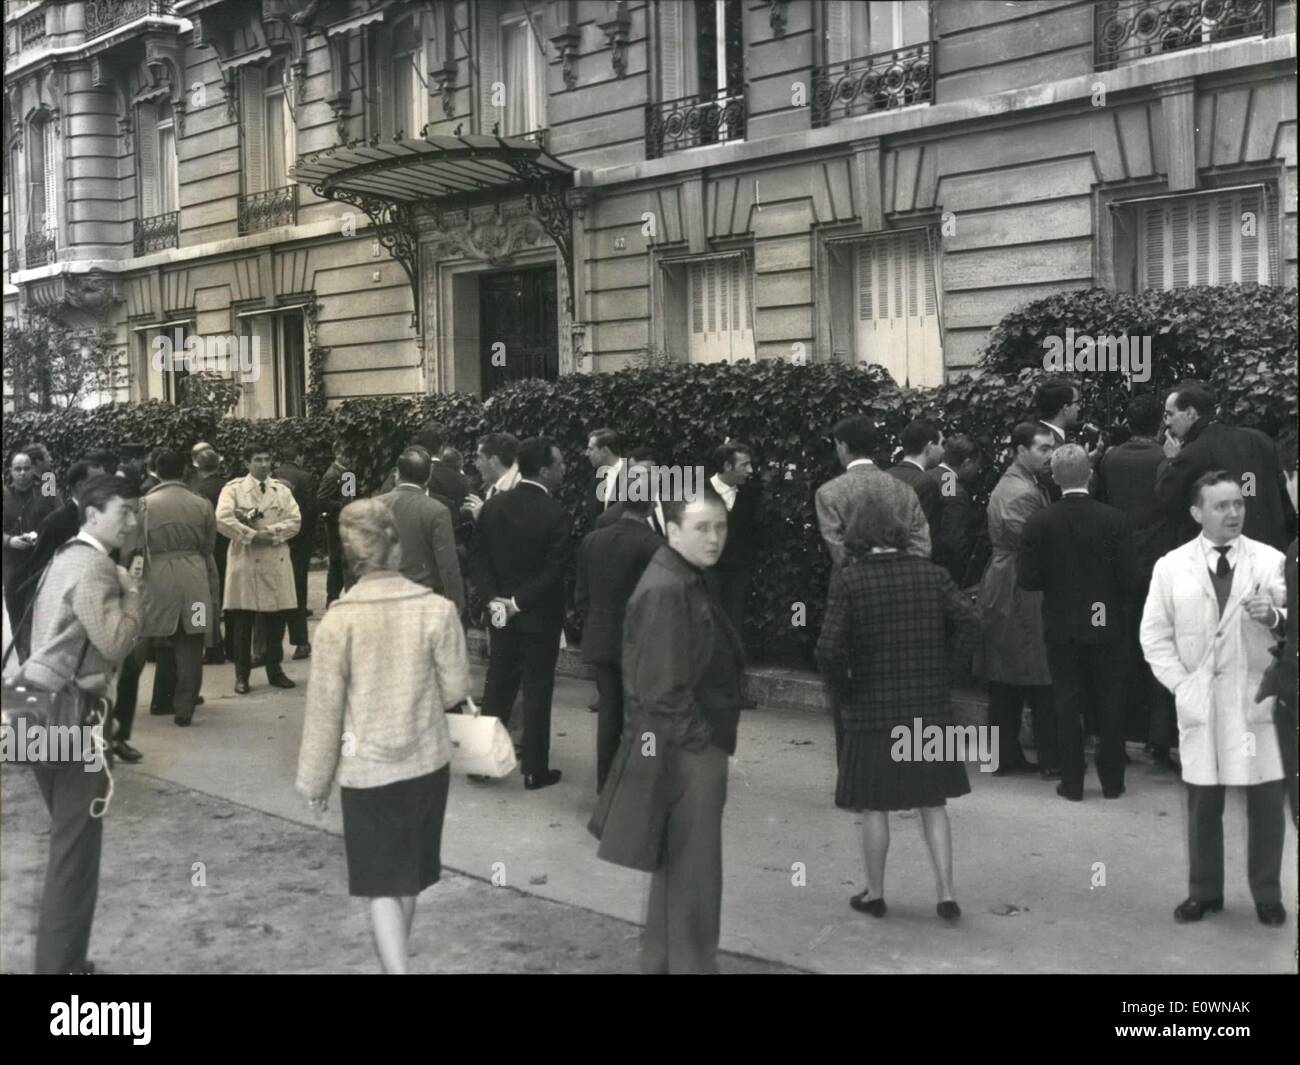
[478,266,558,395]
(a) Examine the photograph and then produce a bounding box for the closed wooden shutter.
[826,0,850,66]
[687,255,754,363]
[137,102,160,218]
[1138,190,1273,289]
[42,121,58,230]
[158,110,178,215]
[660,0,683,100]
[478,3,499,133]
[853,229,942,387]
[241,66,266,193]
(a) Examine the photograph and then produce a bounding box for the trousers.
[1186,780,1286,904]
[228,609,289,681]
[482,625,561,777]
[1047,641,1128,794]
[987,681,1058,770]
[642,743,729,975]
[594,663,624,792]
[286,536,313,645]
[152,626,206,720]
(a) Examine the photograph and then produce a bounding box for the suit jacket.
[1155,420,1295,552]
[576,513,662,666]
[428,461,470,510]
[1096,437,1171,583]
[1140,535,1286,785]
[925,466,979,586]
[717,479,760,571]
[816,552,979,731]
[274,462,319,545]
[1257,538,1297,707]
[23,499,81,592]
[597,500,665,536]
[815,462,930,569]
[470,481,571,634]
[2,483,60,592]
[888,461,942,534]
[188,469,226,512]
[1018,494,1138,646]
[136,481,218,637]
[377,485,465,614]
[317,461,352,524]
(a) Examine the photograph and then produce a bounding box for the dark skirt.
[836,728,971,812]
[339,764,451,898]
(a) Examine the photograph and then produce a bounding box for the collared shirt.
[394,482,423,493]
[75,529,110,555]
[518,478,550,496]
[487,465,521,498]
[597,457,624,508]
[846,458,874,471]
[901,457,926,473]
[1199,533,1240,572]
[1039,420,1066,444]
[938,462,956,477]
[710,473,737,511]
[1062,488,1090,498]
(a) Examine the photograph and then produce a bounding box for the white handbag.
[447,696,517,778]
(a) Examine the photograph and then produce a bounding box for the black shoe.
[267,671,296,689]
[203,651,226,665]
[195,695,204,706]
[1256,901,1286,926]
[1153,752,1180,772]
[293,644,311,660]
[1039,767,1062,781]
[1174,897,1224,923]
[937,900,961,921]
[524,769,562,790]
[305,609,315,618]
[234,679,251,695]
[1102,786,1126,799]
[111,741,142,763]
[588,702,599,713]
[1055,781,1082,802]
[992,759,1038,777]
[739,698,758,710]
[149,705,171,716]
[466,774,493,784]
[849,890,886,917]
[174,714,192,727]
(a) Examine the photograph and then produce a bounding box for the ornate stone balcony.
[810,41,934,128]
[238,185,299,235]
[645,87,747,160]
[85,0,173,40]
[133,210,179,255]
[1094,0,1275,70]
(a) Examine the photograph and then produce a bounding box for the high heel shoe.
[849,890,886,917]
[937,900,961,921]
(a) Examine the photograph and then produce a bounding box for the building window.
[241,61,295,193]
[24,117,58,266]
[648,0,746,157]
[658,254,755,364]
[135,321,193,404]
[499,11,546,135]
[238,309,307,419]
[1115,187,1276,291]
[827,229,943,388]
[392,16,430,138]
[157,102,179,215]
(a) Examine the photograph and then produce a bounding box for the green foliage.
[5,284,1295,664]
[2,313,121,412]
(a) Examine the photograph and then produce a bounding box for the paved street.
[2,573,1295,974]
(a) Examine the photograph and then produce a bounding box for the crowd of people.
[1,376,1295,975]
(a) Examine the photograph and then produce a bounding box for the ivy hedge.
[5,284,1295,664]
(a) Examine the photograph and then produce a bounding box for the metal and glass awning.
[289,134,578,324]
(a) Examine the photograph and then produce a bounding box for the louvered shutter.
[1138,190,1273,289]
[242,66,266,193]
[42,121,58,230]
[159,119,178,215]
[660,0,683,100]
[826,0,850,66]
[478,5,499,132]
[854,229,942,387]
[1238,189,1261,284]
[138,102,160,218]
[687,255,754,363]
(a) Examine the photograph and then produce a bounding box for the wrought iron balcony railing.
[238,185,299,235]
[811,41,934,128]
[25,226,57,268]
[134,211,179,256]
[645,88,747,160]
[85,0,172,41]
[1094,0,1274,70]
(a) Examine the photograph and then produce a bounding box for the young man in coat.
[888,418,945,538]
[1140,471,1289,927]
[3,449,61,630]
[187,445,229,663]
[925,433,983,587]
[1157,380,1295,552]
[377,448,465,615]
[470,437,571,789]
[274,447,320,659]
[593,487,745,974]
[576,479,662,791]
[216,442,302,694]
[316,442,354,607]
[975,423,1060,779]
[1019,445,1139,801]
[136,450,218,726]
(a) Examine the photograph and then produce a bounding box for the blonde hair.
[339,499,401,576]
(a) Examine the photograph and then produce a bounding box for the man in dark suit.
[1097,394,1179,767]
[1157,379,1295,552]
[584,427,625,526]
[187,445,229,663]
[317,441,354,607]
[274,447,320,659]
[1256,432,1297,825]
[889,419,945,544]
[378,448,465,614]
[1019,444,1138,801]
[596,447,665,536]
[577,486,662,791]
[925,433,982,586]
[708,441,759,640]
[470,437,571,790]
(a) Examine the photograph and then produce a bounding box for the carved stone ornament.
[597,2,631,79]
[769,0,788,36]
[425,206,546,265]
[550,24,581,91]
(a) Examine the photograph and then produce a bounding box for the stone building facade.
[3,0,1295,413]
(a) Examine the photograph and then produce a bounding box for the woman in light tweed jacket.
[296,499,469,973]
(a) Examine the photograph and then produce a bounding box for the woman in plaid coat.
[816,504,980,921]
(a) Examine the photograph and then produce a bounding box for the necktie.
[259,481,266,494]
[1213,545,1231,578]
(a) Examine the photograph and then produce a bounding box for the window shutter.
[1141,203,1164,290]
[42,121,58,230]
[242,66,267,193]
[1215,195,1234,284]
[1238,190,1261,284]
[660,0,683,100]
[478,7,498,132]
[719,257,730,331]
[827,0,850,66]
[1168,202,1190,288]
[137,103,160,219]
[159,123,178,215]
[1192,197,1211,285]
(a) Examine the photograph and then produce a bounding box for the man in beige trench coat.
[216,442,301,694]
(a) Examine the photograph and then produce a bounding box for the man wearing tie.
[887,419,945,539]
[585,428,625,525]
[596,448,666,536]
[471,437,571,790]
[464,432,520,523]
[1141,471,1288,926]
[708,440,759,639]
[925,434,983,587]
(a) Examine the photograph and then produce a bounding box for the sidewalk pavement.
[4,570,1294,973]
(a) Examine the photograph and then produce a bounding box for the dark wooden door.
[479,266,558,395]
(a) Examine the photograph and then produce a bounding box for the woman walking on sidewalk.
[816,505,980,921]
[296,499,469,973]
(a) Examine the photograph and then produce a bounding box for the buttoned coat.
[815,462,930,569]
[975,463,1052,685]
[1140,535,1286,786]
[215,475,301,611]
[138,482,218,637]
